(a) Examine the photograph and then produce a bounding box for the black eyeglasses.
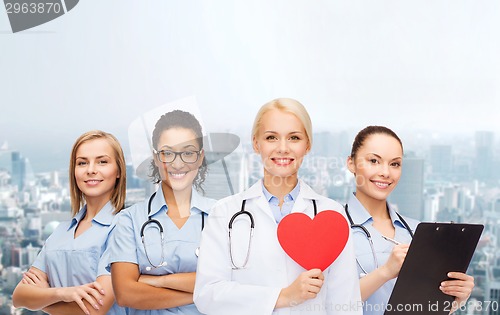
[153,149,201,164]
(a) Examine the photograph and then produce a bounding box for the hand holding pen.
[381,235,401,245]
[380,238,410,280]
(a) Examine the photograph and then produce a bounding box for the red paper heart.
[277,210,349,271]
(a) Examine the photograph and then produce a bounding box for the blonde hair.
[69,130,126,215]
[251,98,313,146]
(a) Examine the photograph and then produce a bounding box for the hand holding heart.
[277,210,349,271]
[275,210,349,308]
[276,268,325,308]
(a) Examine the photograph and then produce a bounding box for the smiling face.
[253,109,310,186]
[347,133,403,203]
[74,138,120,205]
[154,127,204,194]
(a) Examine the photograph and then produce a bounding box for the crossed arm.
[110,262,194,310]
[12,267,115,315]
[138,270,196,293]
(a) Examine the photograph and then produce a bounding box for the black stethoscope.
[227,198,317,270]
[140,192,205,271]
[344,203,414,276]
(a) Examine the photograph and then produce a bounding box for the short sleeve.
[31,244,47,273]
[30,225,63,273]
[97,225,116,277]
[106,210,139,271]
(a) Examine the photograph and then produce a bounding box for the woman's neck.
[263,173,298,205]
[83,194,110,220]
[354,190,390,220]
[161,182,192,218]
[355,190,396,237]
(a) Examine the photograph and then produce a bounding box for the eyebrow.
[76,155,111,160]
[263,131,305,134]
[368,153,382,159]
[368,153,402,161]
[160,144,199,150]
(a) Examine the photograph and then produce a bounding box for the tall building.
[11,151,26,191]
[9,245,21,267]
[429,145,452,178]
[475,131,494,182]
[203,152,245,200]
[389,152,425,221]
[486,280,500,314]
[126,163,145,189]
[50,170,60,188]
[313,131,350,158]
[424,194,440,221]
[452,156,472,182]
[0,148,13,173]
[440,186,459,212]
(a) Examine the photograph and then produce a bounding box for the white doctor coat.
[194,179,362,315]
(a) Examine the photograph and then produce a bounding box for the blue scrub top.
[32,201,127,315]
[108,185,215,315]
[347,193,419,315]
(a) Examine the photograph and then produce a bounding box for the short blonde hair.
[251,98,313,146]
[69,130,126,215]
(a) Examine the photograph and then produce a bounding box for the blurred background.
[1,1,499,314]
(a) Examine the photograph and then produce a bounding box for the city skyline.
[2,116,499,315]
[1,125,499,173]
[2,1,500,313]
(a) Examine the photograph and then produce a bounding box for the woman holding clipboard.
[345,126,474,314]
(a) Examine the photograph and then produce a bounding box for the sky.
[1,1,499,172]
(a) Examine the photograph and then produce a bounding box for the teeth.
[86,180,100,184]
[169,172,187,179]
[374,182,389,188]
[275,158,291,164]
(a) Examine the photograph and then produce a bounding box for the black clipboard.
[384,222,483,315]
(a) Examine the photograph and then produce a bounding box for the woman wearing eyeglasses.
[12,130,127,315]
[108,110,215,315]
[345,126,474,314]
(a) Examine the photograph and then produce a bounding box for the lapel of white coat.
[291,180,320,217]
[241,179,276,223]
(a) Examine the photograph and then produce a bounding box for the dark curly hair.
[149,110,207,193]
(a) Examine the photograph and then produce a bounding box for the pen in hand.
[381,235,401,245]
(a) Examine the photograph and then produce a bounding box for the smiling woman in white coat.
[194,98,362,315]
